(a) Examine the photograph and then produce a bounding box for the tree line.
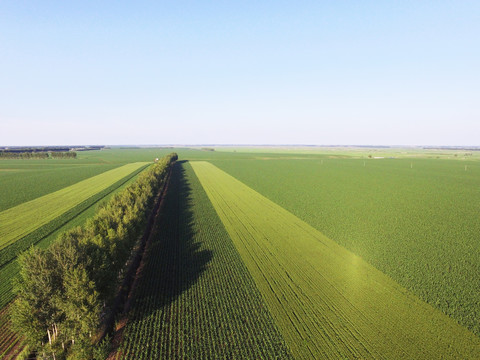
[50,152,77,159]
[0,151,77,159]
[11,153,178,359]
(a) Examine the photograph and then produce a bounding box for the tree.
[11,246,63,355]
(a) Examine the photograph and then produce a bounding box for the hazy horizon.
[2,143,480,149]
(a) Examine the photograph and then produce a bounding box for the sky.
[0,1,479,146]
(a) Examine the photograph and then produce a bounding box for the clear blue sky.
[1,1,479,146]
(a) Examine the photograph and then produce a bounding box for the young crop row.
[212,157,480,336]
[11,154,177,359]
[115,162,291,359]
[192,161,480,359]
[0,306,24,359]
[0,163,148,310]
[0,162,149,250]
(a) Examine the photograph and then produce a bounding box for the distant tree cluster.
[11,153,178,359]
[50,151,77,159]
[0,151,49,159]
[0,151,77,159]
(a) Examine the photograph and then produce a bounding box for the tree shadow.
[129,160,212,316]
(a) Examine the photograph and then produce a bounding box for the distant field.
[0,161,119,211]
[211,157,480,336]
[192,161,480,359]
[0,162,149,250]
[212,146,480,160]
[0,148,188,212]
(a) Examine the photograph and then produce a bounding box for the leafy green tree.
[11,246,62,354]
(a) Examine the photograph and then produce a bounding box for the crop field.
[0,162,148,250]
[1,148,480,359]
[0,147,188,212]
[191,161,480,359]
[210,157,480,336]
[0,160,120,211]
[115,162,291,359]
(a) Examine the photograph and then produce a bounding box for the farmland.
[0,162,148,250]
[211,157,480,336]
[192,161,480,359]
[115,162,291,359]
[0,161,119,212]
[1,147,480,359]
[3,154,177,359]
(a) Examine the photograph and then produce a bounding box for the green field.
[116,162,292,359]
[0,160,120,212]
[212,145,480,160]
[2,147,480,359]
[0,162,148,250]
[209,157,480,336]
[191,161,480,359]
[0,147,179,212]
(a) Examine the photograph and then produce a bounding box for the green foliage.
[11,153,177,359]
[11,247,59,348]
[192,161,480,359]
[91,335,111,360]
[117,162,291,359]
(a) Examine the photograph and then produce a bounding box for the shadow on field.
[131,160,212,316]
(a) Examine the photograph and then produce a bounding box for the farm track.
[115,162,292,359]
[192,161,480,360]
